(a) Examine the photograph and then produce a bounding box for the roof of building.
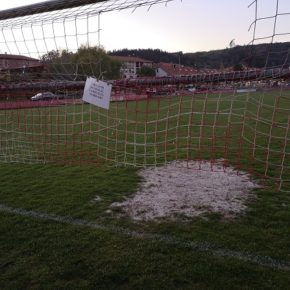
[110,55,153,63]
[0,54,40,62]
[156,62,199,76]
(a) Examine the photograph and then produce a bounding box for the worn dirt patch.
[110,160,261,221]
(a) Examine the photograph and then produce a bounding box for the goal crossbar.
[0,0,174,21]
[0,0,108,20]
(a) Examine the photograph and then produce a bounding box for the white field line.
[1,203,290,272]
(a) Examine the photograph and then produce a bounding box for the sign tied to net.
[82,77,112,110]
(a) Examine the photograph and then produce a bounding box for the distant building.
[0,53,43,73]
[110,55,153,78]
[155,62,198,77]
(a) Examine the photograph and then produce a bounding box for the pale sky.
[0,0,290,54]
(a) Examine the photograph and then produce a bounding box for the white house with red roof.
[110,55,153,78]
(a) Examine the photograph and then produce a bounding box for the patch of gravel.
[110,160,261,221]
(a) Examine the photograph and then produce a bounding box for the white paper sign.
[82,77,112,110]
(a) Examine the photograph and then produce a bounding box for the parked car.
[185,84,196,92]
[31,92,60,101]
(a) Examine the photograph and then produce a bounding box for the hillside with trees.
[109,42,290,70]
[40,42,290,81]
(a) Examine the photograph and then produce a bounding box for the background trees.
[139,66,156,77]
[42,46,121,80]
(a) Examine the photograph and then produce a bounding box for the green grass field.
[1,89,290,289]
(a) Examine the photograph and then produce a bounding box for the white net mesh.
[0,0,289,191]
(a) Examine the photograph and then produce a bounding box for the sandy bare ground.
[110,160,261,221]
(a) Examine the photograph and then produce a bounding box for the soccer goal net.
[0,0,289,192]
